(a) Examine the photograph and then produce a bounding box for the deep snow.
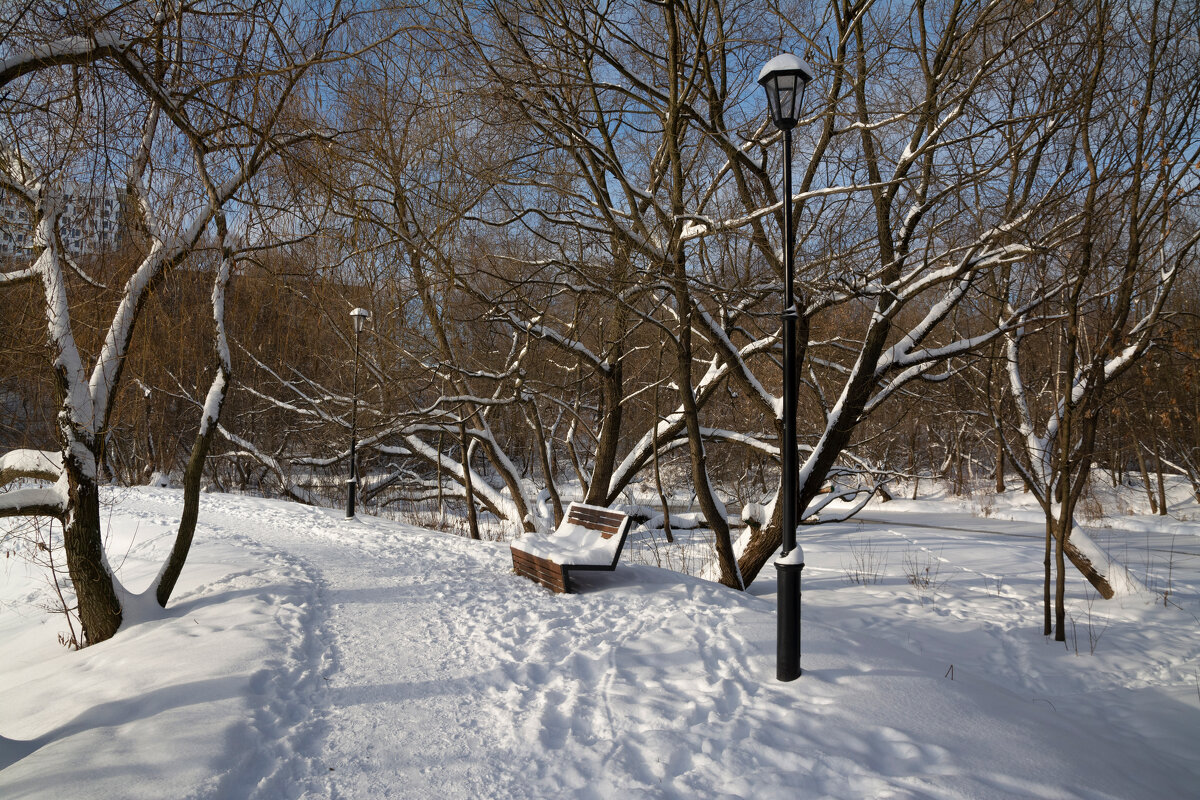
[2,485,1198,799]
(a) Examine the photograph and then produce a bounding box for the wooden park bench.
[510,502,632,593]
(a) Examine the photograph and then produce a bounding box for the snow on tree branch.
[0,450,63,487]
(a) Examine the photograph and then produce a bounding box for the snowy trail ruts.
[186,497,552,799]
[134,493,339,799]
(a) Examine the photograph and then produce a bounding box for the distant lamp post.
[346,307,370,518]
[759,52,814,682]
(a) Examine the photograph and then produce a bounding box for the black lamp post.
[346,307,369,518]
[759,52,814,682]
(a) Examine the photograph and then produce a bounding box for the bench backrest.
[565,504,626,538]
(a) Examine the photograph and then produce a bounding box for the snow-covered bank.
[2,488,1199,798]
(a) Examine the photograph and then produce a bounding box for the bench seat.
[510,502,631,593]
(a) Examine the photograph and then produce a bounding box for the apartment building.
[0,183,123,258]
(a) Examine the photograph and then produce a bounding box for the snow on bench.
[509,502,631,593]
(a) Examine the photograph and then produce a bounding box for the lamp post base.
[776,558,804,682]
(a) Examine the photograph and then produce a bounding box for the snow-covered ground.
[2,484,1198,799]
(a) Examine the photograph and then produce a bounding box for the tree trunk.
[995,438,1006,493]
[1152,436,1167,516]
[156,409,217,607]
[63,463,122,645]
[1133,437,1158,513]
[661,0,737,589]
[584,359,623,507]
[676,355,739,588]
[459,420,481,540]
[527,402,563,527]
[1062,534,1115,599]
[1110,439,1119,487]
[1043,518,1052,636]
[157,224,233,607]
[1054,514,1067,642]
[652,385,673,543]
[437,431,445,525]
[669,277,739,587]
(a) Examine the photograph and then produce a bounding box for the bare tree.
[424,0,1112,589]
[0,0,354,644]
[998,0,1200,640]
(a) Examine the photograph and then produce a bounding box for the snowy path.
[3,489,1199,799]
[186,496,823,799]
[190,495,1200,799]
